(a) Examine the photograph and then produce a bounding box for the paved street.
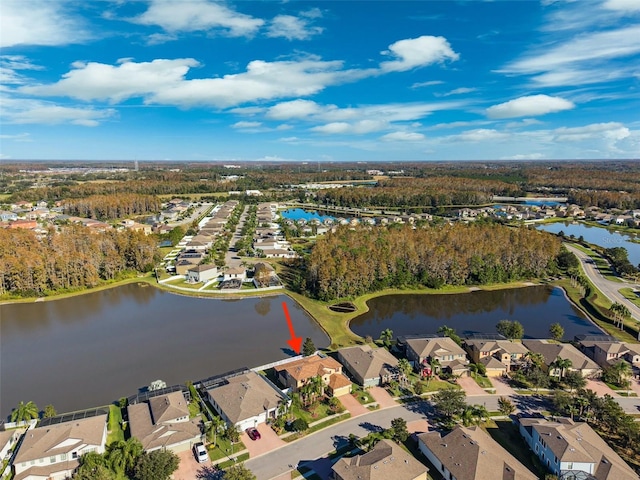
[244,403,431,480]
[565,243,640,324]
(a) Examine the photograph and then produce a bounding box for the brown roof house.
[418,426,537,480]
[522,340,601,378]
[337,345,399,388]
[402,336,469,377]
[127,391,203,453]
[519,417,639,480]
[331,439,428,480]
[464,339,529,374]
[274,354,352,397]
[12,414,107,480]
[577,339,640,368]
[186,264,218,284]
[206,371,289,431]
[0,429,20,470]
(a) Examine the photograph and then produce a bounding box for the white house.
[206,371,289,430]
[12,414,107,480]
[186,264,218,283]
[518,417,638,480]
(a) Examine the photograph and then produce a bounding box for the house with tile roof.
[464,339,529,373]
[401,336,469,377]
[127,391,203,453]
[337,345,399,388]
[576,339,640,368]
[417,426,537,480]
[522,340,601,378]
[274,353,352,397]
[519,417,639,480]
[331,439,428,480]
[11,414,107,480]
[206,370,289,431]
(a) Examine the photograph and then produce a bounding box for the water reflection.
[0,285,327,418]
[350,285,603,340]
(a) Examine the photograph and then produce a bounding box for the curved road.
[565,244,640,325]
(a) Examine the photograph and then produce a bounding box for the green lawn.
[483,420,547,478]
[283,413,351,443]
[107,405,125,444]
[618,287,640,308]
[472,374,493,389]
[351,386,375,405]
[207,436,246,461]
[290,399,337,425]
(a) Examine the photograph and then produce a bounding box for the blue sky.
[1,0,639,162]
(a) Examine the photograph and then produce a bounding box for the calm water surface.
[0,284,327,418]
[280,208,336,222]
[349,286,603,340]
[536,222,640,266]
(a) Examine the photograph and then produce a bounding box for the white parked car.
[194,442,208,463]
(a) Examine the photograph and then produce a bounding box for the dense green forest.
[63,194,161,220]
[301,223,561,300]
[0,226,159,297]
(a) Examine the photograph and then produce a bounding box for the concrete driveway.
[456,376,487,396]
[337,393,368,417]
[174,448,209,480]
[585,379,619,397]
[369,386,397,409]
[241,423,286,459]
[490,375,517,396]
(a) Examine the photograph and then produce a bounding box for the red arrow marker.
[282,301,302,354]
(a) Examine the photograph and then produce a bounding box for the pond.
[349,285,603,341]
[280,208,336,222]
[536,221,640,266]
[0,285,328,418]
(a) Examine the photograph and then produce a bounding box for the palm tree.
[429,358,441,377]
[10,401,38,423]
[611,360,632,390]
[550,356,572,379]
[205,416,225,447]
[524,352,544,371]
[379,328,393,347]
[398,358,412,384]
[497,396,515,416]
[106,437,142,474]
[472,404,490,424]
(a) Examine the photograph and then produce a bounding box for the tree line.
[301,223,561,300]
[63,194,161,220]
[0,225,159,297]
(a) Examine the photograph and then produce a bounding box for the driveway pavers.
[174,448,208,480]
[338,392,368,417]
[241,423,286,459]
[585,379,619,397]
[456,375,486,396]
[368,386,397,409]
[490,375,517,396]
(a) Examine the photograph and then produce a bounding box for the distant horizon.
[2,1,639,161]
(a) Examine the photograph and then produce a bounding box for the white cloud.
[501,153,545,160]
[0,0,90,47]
[311,120,387,135]
[552,122,630,141]
[411,80,444,88]
[486,94,575,118]
[603,0,640,12]
[145,33,178,45]
[380,36,459,72]
[0,55,43,85]
[133,0,264,37]
[0,133,31,141]
[505,118,544,128]
[232,121,262,129]
[2,97,116,126]
[266,99,322,120]
[443,87,477,96]
[380,131,425,142]
[454,129,509,142]
[20,57,368,108]
[266,14,323,40]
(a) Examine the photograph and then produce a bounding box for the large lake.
[349,286,603,340]
[536,221,640,266]
[0,285,328,419]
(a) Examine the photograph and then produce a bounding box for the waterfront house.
[206,371,289,430]
[401,336,469,376]
[576,338,640,368]
[518,417,638,480]
[223,266,246,282]
[522,340,601,377]
[12,414,107,480]
[464,339,529,373]
[0,429,20,463]
[337,345,399,387]
[417,426,537,480]
[273,353,352,397]
[331,438,427,480]
[127,391,203,453]
[186,264,218,283]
